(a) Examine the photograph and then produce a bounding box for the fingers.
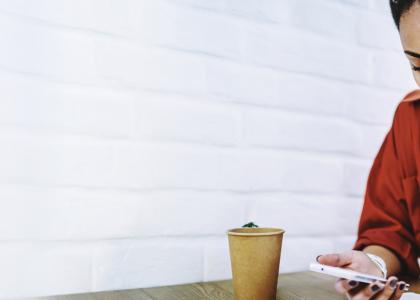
[347,281,384,300]
[390,281,408,300]
[375,277,398,300]
[338,278,409,300]
[335,278,359,294]
[317,251,354,267]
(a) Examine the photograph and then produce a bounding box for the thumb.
[317,251,354,267]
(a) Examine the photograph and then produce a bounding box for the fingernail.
[349,280,358,287]
[371,284,383,292]
[316,255,322,262]
[399,283,406,290]
[390,279,398,288]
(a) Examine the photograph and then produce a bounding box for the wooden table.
[25,271,420,300]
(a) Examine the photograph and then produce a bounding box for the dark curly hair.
[390,0,418,29]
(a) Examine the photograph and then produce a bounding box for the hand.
[317,250,408,299]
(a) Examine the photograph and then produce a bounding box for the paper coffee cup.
[228,228,285,300]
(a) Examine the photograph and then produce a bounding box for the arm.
[318,102,416,299]
[354,103,419,277]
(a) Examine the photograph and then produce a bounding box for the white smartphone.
[310,262,386,284]
[309,263,410,291]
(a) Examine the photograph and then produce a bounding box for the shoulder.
[388,91,420,154]
[392,90,420,157]
[400,89,420,103]
[395,89,420,120]
[392,90,420,176]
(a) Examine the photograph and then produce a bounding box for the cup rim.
[227,227,285,236]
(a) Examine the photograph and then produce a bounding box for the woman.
[317,0,420,299]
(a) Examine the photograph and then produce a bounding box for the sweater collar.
[402,89,420,102]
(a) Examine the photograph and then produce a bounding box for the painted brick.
[242,25,371,83]
[203,237,232,282]
[346,86,399,125]
[242,108,362,154]
[0,242,92,298]
[112,143,343,193]
[371,50,417,90]
[94,38,207,94]
[336,196,364,236]
[342,160,371,197]
[358,124,389,159]
[0,14,96,82]
[208,62,350,115]
[0,0,95,28]
[370,0,392,13]
[138,1,242,59]
[341,0,371,8]
[226,0,294,24]
[0,186,246,240]
[91,239,203,291]
[358,11,401,51]
[0,72,133,137]
[206,59,280,106]
[241,152,343,193]
[171,0,226,11]
[334,235,358,252]
[281,237,335,273]
[293,0,359,42]
[0,133,115,187]
[131,94,240,146]
[277,73,349,115]
[246,193,344,236]
[0,0,413,297]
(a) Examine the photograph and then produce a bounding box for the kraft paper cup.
[228,228,285,300]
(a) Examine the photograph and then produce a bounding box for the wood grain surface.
[21,271,420,300]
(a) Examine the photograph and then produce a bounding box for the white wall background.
[0,0,416,298]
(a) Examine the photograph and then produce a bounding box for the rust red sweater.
[354,90,420,277]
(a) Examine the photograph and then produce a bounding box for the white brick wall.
[0,0,416,298]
